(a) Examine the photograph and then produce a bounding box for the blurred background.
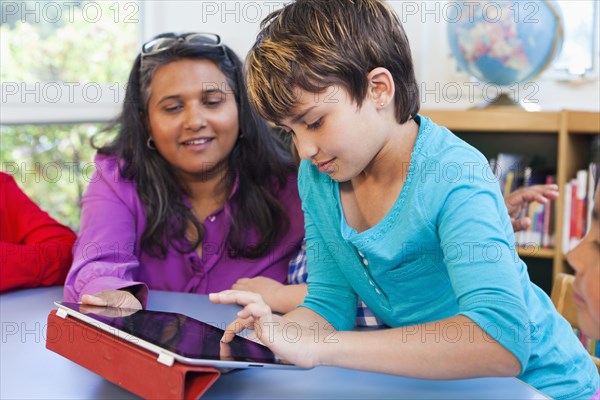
[1,0,598,231]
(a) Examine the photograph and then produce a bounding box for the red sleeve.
[0,173,77,292]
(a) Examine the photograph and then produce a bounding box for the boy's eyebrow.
[291,106,318,124]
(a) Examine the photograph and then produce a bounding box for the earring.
[147,138,156,150]
[380,102,385,107]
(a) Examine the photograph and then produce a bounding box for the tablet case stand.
[46,309,221,399]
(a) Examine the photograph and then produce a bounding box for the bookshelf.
[421,109,600,289]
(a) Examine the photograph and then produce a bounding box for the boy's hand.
[209,290,323,369]
[505,184,559,232]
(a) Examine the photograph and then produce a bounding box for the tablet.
[54,301,301,370]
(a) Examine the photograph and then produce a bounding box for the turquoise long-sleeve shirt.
[298,115,598,400]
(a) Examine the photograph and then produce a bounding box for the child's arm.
[211,290,520,377]
[318,315,520,378]
[237,183,561,315]
[231,277,307,313]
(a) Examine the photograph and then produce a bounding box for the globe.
[448,0,564,90]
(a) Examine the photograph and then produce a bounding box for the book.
[569,179,580,251]
[562,181,572,254]
[575,169,588,240]
[494,153,528,195]
[542,176,554,248]
[586,162,597,234]
[504,172,515,197]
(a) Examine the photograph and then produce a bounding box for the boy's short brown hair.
[247,0,420,125]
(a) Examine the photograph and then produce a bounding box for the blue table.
[0,287,548,399]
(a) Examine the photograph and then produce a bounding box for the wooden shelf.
[517,247,555,259]
[565,110,600,133]
[422,109,560,133]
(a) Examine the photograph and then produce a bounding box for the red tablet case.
[45,309,221,399]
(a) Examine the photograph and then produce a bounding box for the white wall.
[141,0,599,112]
[2,0,596,125]
[140,1,279,59]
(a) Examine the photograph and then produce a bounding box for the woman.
[64,33,304,309]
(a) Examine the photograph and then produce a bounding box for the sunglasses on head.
[140,33,231,64]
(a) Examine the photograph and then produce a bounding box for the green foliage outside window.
[0,123,115,230]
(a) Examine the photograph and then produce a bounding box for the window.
[550,0,598,78]
[1,0,140,122]
[1,0,140,230]
[0,123,115,230]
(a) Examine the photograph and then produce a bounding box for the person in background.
[569,185,600,400]
[210,1,598,399]
[64,32,304,309]
[569,186,600,338]
[1,172,76,292]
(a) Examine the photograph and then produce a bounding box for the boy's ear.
[367,67,395,108]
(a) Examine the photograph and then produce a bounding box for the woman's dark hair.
[93,32,294,259]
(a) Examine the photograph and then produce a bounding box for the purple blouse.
[64,154,304,306]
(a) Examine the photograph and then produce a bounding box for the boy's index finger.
[221,317,250,343]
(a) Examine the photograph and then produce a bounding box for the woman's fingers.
[80,290,142,310]
[81,294,108,306]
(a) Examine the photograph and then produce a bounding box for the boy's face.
[277,85,390,182]
[568,188,600,339]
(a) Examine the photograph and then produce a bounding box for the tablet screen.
[57,302,279,365]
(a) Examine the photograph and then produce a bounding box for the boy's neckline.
[336,115,426,236]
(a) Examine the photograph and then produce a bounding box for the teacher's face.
[147,58,239,181]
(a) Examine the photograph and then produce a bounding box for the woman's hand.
[81,289,142,310]
[209,290,325,368]
[79,303,139,317]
